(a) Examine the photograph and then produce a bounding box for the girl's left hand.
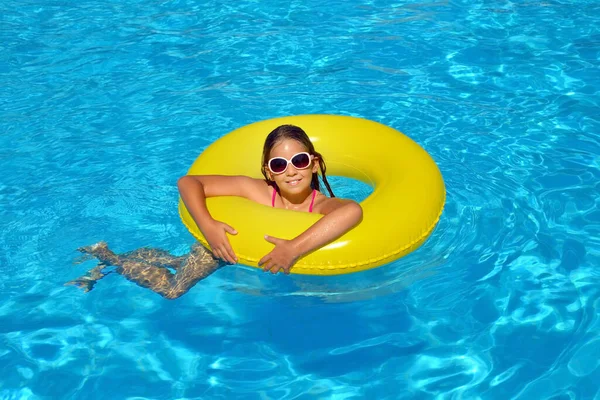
[259,235,300,274]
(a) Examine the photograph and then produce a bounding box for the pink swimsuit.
[272,188,317,213]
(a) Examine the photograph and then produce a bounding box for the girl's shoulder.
[241,177,272,204]
[312,192,359,215]
[198,175,271,204]
[243,176,270,188]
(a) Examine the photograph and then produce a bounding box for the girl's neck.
[277,187,314,209]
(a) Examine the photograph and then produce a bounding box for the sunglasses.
[267,152,313,174]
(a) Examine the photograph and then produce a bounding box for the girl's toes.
[65,277,98,293]
[77,241,109,255]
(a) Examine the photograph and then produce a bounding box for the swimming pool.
[1,0,599,398]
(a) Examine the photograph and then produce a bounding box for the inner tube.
[179,114,445,275]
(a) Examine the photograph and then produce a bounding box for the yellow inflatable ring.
[179,115,445,275]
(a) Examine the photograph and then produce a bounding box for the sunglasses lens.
[292,153,310,169]
[269,158,287,173]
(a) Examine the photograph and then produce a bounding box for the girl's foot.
[77,241,109,257]
[65,264,111,293]
[74,242,110,265]
[65,275,97,293]
[75,241,119,266]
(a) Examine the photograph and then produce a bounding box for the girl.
[68,125,363,299]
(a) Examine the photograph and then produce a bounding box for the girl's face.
[267,139,319,194]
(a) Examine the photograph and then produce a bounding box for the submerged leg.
[122,247,187,270]
[67,242,115,291]
[69,242,223,299]
[65,262,112,293]
[159,243,224,299]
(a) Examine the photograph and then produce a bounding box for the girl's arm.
[259,199,363,273]
[177,175,265,264]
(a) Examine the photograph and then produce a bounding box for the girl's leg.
[69,243,186,292]
[122,248,188,270]
[67,242,223,299]
[65,262,112,293]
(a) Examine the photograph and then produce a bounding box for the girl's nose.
[286,165,299,175]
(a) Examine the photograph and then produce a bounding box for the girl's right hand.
[202,220,238,264]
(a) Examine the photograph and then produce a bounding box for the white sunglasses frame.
[267,152,314,175]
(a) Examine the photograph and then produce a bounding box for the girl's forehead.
[270,139,307,156]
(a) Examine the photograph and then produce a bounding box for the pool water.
[1,0,599,398]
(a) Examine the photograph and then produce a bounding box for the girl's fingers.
[259,254,270,268]
[262,260,273,272]
[265,262,278,274]
[270,265,281,274]
[215,248,229,263]
[216,248,227,263]
[211,242,235,264]
[224,224,237,235]
[219,246,235,264]
[217,248,227,262]
[223,244,237,264]
[260,257,289,274]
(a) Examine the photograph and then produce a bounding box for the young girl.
[68,125,363,299]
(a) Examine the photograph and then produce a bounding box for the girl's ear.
[312,156,320,173]
[263,165,272,181]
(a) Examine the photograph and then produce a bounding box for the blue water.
[1,0,599,398]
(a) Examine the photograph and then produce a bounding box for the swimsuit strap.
[309,189,317,213]
[271,187,277,207]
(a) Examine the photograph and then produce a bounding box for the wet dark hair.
[261,124,335,197]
